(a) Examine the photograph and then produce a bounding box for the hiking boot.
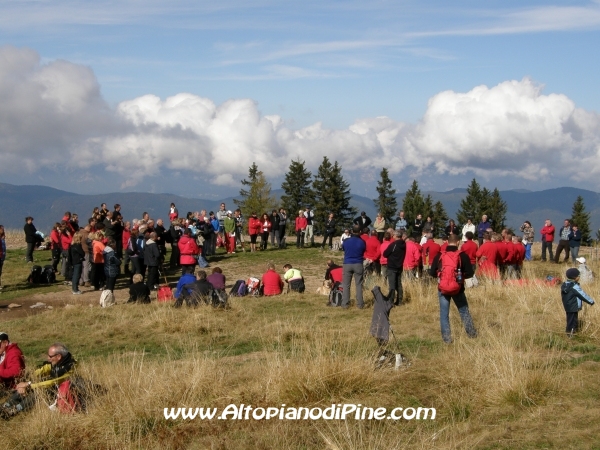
[84,282,92,288]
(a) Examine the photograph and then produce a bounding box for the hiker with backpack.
[429,235,478,344]
[103,238,121,293]
[69,232,86,295]
[2,343,77,419]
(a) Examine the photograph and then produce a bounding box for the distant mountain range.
[1,182,599,236]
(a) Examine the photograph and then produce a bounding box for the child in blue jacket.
[561,268,595,336]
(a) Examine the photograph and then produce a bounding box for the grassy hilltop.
[1,241,599,449]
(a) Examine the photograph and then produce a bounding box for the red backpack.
[437,252,462,296]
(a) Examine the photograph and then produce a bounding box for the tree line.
[234,160,593,243]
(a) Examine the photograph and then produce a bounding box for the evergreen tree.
[281,158,314,217]
[571,195,591,245]
[432,201,449,237]
[373,168,398,225]
[312,157,356,233]
[457,179,482,226]
[401,180,433,234]
[485,188,507,232]
[234,162,277,217]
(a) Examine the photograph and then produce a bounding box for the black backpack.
[42,265,56,284]
[210,289,229,308]
[328,281,343,307]
[27,265,43,284]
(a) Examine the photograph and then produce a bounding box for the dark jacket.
[568,230,582,248]
[429,246,474,293]
[383,239,406,271]
[24,223,38,243]
[69,243,85,265]
[561,281,595,312]
[103,245,121,278]
[353,215,372,228]
[183,279,213,297]
[143,239,161,267]
[128,282,151,303]
[324,218,337,235]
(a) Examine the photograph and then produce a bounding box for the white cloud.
[2,46,600,190]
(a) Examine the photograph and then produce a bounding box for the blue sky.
[1,0,600,198]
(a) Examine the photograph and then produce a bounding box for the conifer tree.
[373,168,398,225]
[457,178,482,226]
[312,157,356,233]
[234,162,277,217]
[571,195,591,245]
[432,201,448,237]
[281,159,314,217]
[485,188,507,232]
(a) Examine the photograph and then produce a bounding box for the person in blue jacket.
[341,225,367,309]
[561,268,595,336]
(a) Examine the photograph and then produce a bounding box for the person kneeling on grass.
[128,274,151,303]
[1,343,76,418]
[561,268,595,337]
[283,264,305,293]
[261,262,283,296]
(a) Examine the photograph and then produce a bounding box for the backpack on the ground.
[99,290,115,307]
[246,277,260,296]
[328,281,343,306]
[230,280,247,297]
[27,265,43,284]
[42,265,56,284]
[437,252,463,296]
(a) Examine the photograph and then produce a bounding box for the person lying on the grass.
[1,343,76,418]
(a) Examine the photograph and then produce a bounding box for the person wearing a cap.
[0,333,25,393]
[561,268,595,336]
[575,257,594,284]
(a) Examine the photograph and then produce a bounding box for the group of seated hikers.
[0,334,88,419]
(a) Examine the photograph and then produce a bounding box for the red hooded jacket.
[0,343,25,389]
[178,235,200,265]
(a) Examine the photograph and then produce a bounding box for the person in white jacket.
[461,218,476,242]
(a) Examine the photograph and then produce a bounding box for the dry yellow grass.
[1,247,599,449]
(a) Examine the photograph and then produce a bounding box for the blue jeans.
[571,246,580,263]
[524,243,532,261]
[438,291,477,343]
[72,264,82,292]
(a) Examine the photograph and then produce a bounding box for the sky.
[1,0,600,199]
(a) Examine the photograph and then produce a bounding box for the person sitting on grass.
[173,266,196,300]
[176,268,213,307]
[261,262,283,296]
[561,268,595,337]
[128,274,151,304]
[207,267,226,290]
[283,264,305,293]
[0,332,25,394]
[1,343,76,419]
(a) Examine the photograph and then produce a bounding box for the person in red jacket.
[260,213,272,251]
[247,212,262,252]
[421,233,441,270]
[295,210,307,248]
[0,332,25,391]
[540,219,555,262]
[404,236,422,277]
[178,228,200,269]
[59,224,73,279]
[476,232,499,280]
[261,262,283,296]
[379,232,392,281]
[50,222,62,272]
[512,235,526,279]
[363,231,381,275]
[460,231,478,265]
